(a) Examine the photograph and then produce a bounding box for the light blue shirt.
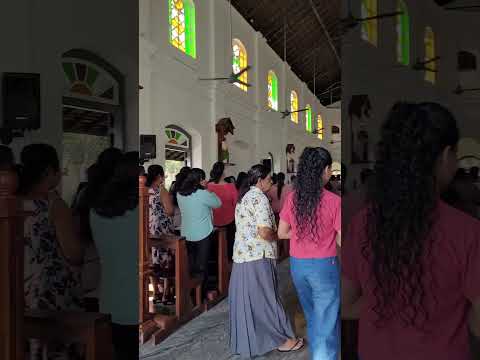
[90,208,139,325]
[177,189,221,241]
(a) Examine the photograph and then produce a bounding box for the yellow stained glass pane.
[317,115,323,140]
[291,91,298,123]
[425,27,436,83]
[233,40,248,92]
[361,0,378,46]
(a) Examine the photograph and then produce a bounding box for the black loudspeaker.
[2,73,40,130]
[140,134,156,160]
[262,158,272,172]
[458,51,477,71]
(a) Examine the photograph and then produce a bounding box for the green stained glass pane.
[63,63,76,83]
[86,66,99,87]
[175,131,181,140]
[185,0,196,59]
[272,74,278,108]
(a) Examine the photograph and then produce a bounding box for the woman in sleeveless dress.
[20,144,85,360]
[147,164,176,304]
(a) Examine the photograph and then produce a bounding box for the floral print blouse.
[149,187,174,237]
[233,186,278,263]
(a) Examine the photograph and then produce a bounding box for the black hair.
[238,164,270,203]
[178,168,206,196]
[93,153,139,218]
[224,176,236,184]
[83,148,123,208]
[276,172,286,200]
[365,102,459,329]
[235,171,248,190]
[171,166,191,205]
[209,161,225,184]
[146,164,165,187]
[360,168,374,185]
[293,147,332,242]
[0,145,14,170]
[18,144,60,195]
[271,173,278,185]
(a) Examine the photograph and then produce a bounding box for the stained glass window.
[361,0,378,46]
[233,39,248,92]
[306,105,312,132]
[396,1,410,65]
[425,27,436,83]
[168,0,196,58]
[267,71,278,110]
[290,91,299,123]
[62,61,118,105]
[317,114,324,140]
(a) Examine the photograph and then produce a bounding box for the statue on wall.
[286,144,296,174]
[215,117,235,164]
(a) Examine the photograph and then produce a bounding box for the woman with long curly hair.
[229,164,304,358]
[342,102,480,360]
[278,147,341,360]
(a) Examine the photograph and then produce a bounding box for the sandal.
[277,338,304,353]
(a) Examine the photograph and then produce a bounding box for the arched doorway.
[61,49,124,205]
[164,125,192,190]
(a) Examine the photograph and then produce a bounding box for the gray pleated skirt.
[229,258,295,358]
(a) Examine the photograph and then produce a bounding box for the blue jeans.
[290,257,340,360]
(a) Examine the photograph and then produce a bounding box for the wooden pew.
[0,170,23,360]
[204,227,231,310]
[139,176,203,344]
[0,170,113,360]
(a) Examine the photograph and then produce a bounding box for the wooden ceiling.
[231,0,341,105]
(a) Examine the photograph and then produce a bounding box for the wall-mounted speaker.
[140,134,156,160]
[458,51,477,71]
[2,73,41,130]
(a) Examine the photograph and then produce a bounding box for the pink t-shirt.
[342,201,480,360]
[268,184,293,214]
[280,190,340,258]
[207,182,238,227]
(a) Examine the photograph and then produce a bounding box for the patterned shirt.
[233,186,277,263]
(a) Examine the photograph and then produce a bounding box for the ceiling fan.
[341,0,403,30]
[453,85,480,94]
[412,56,440,72]
[268,16,308,119]
[436,0,480,11]
[198,0,252,88]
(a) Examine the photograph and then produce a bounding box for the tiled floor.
[140,259,309,359]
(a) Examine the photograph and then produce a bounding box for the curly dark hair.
[365,102,459,329]
[293,147,332,242]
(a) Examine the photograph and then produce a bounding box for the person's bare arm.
[277,219,291,239]
[160,186,175,217]
[51,198,85,266]
[258,226,278,242]
[342,276,362,319]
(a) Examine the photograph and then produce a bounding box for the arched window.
[396,0,410,65]
[306,104,312,132]
[233,39,248,92]
[361,0,378,46]
[424,27,436,83]
[267,71,278,110]
[317,114,324,140]
[290,91,299,123]
[168,0,196,58]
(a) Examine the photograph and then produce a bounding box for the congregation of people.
[0,144,140,360]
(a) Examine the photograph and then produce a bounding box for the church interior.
[1,0,480,359]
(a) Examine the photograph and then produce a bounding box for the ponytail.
[237,164,270,203]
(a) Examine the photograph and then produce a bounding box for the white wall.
[140,0,341,176]
[342,0,480,187]
[0,0,139,156]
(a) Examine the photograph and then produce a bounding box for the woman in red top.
[342,102,480,360]
[207,162,238,259]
